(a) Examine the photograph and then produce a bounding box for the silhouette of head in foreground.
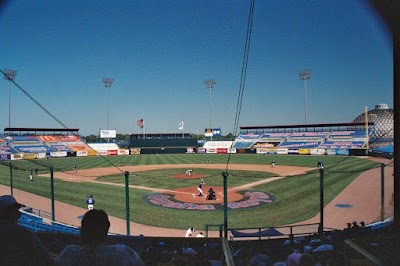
[80,209,110,246]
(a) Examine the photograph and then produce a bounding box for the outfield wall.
[129,138,198,154]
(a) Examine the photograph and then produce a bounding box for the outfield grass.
[0,154,379,230]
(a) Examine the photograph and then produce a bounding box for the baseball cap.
[0,195,26,209]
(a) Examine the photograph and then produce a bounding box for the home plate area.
[142,186,276,211]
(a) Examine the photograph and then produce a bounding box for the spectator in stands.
[345,222,352,230]
[248,253,272,266]
[55,209,143,265]
[299,253,314,266]
[0,195,52,265]
[360,221,366,228]
[286,248,301,266]
[351,220,360,229]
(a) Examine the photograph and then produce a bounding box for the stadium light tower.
[3,69,17,128]
[204,79,216,139]
[102,77,114,130]
[298,69,311,125]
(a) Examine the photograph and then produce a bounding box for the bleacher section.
[0,132,130,160]
[228,129,372,155]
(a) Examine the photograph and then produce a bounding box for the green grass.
[0,154,380,230]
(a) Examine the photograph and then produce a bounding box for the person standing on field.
[197,180,205,197]
[86,195,95,210]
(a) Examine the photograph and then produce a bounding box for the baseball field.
[0,153,390,232]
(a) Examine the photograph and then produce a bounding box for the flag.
[179,121,184,130]
[137,118,144,128]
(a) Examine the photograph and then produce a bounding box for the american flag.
[137,118,144,128]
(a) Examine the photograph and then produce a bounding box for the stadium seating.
[18,212,79,234]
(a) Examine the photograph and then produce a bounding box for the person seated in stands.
[206,187,216,200]
[248,253,272,266]
[55,209,144,265]
[351,220,360,229]
[286,248,301,266]
[299,253,314,266]
[0,195,52,265]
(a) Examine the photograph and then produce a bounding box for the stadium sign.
[100,129,116,139]
[204,128,222,137]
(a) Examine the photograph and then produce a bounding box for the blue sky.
[0,0,393,136]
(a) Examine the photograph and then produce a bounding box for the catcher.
[206,187,216,200]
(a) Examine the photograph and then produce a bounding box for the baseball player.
[186,169,193,177]
[185,227,195,237]
[29,170,33,182]
[197,180,205,196]
[86,195,95,210]
[73,164,78,174]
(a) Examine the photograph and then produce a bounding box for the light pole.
[102,78,114,130]
[3,69,17,128]
[204,79,216,140]
[298,69,311,125]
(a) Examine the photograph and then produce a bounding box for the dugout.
[129,133,198,154]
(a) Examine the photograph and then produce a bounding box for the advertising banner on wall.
[23,153,36,160]
[108,150,118,156]
[76,151,88,157]
[216,148,227,154]
[310,149,326,155]
[277,148,288,155]
[100,129,117,139]
[129,148,141,155]
[227,148,236,154]
[196,148,206,154]
[336,149,349,155]
[50,151,67,157]
[87,150,98,156]
[298,149,310,155]
[97,150,108,156]
[206,148,217,154]
[12,154,23,160]
[0,154,11,160]
[326,149,336,155]
[35,153,47,159]
[256,147,277,154]
[118,149,126,155]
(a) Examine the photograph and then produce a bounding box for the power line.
[226,0,256,172]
